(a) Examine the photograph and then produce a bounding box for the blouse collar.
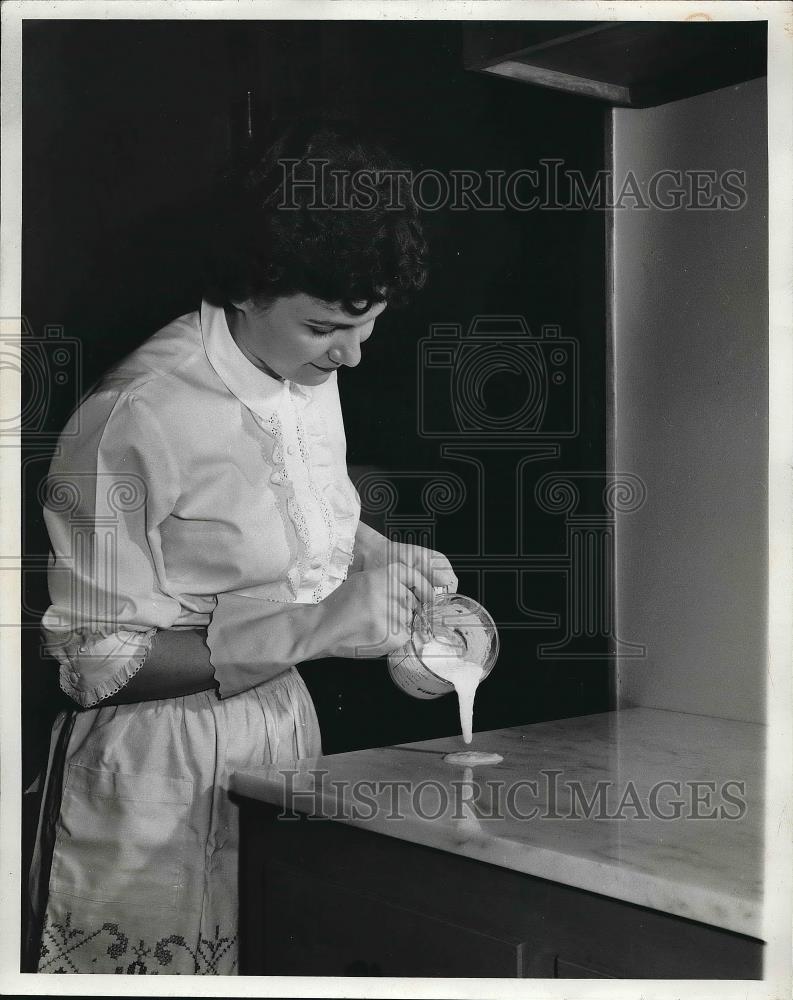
[200,299,312,420]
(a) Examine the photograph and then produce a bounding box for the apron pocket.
[49,763,193,909]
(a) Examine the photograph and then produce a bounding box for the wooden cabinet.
[258,863,530,977]
[236,798,763,979]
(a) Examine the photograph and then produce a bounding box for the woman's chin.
[293,365,336,385]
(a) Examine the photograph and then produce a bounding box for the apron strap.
[23,710,77,972]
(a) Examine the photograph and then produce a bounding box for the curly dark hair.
[203,120,428,315]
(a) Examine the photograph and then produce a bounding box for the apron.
[29,667,321,974]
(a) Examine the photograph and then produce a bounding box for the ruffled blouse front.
[41,299,361,706]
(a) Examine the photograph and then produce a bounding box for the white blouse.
[41,299,362,706]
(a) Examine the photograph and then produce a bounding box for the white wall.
[612,78,768,724]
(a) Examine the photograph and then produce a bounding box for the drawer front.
[258,862,530,978]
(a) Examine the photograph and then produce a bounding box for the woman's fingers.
[428,550,458,593]
[402,546,458,593]
[433,562,459,593]
[389,561,434,607]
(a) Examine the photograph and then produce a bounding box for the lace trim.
[293,406,335,577]
[314,478,360,599]
[293,406,361,598]
[256,406,361,603]
[295,408,312,468]
[55,627,158,709]
[262,411,311,599]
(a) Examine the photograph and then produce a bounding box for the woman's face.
[226,293,388,386]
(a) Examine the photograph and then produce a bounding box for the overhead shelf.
[463,21,767,107]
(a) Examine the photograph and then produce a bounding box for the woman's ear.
[231,296,272,318]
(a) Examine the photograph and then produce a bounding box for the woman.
[29,121,456,974]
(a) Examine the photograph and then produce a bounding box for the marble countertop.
[231,707,764,939]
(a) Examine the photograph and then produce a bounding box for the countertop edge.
[229,769,762,940]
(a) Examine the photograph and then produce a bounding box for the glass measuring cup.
[387,588,500,700]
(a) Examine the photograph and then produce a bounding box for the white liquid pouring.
[419,638,484,744]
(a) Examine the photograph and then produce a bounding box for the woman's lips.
[311,363,339,372]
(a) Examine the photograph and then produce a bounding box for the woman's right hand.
[318,562,434,659]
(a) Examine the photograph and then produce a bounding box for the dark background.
[21,20,609,788]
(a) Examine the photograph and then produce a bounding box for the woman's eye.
[308,326,336,337]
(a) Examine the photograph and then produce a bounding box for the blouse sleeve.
[41,389,183,707]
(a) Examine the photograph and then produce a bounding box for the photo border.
[1,2,790,998]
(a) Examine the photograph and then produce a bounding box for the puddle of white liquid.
[419,638,484,744]
[443,751,504,766]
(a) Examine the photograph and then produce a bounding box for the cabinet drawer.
[259,861,530,977]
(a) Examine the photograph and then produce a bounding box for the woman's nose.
[328,336,362,368]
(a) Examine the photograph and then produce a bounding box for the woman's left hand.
[353,522,458,594]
